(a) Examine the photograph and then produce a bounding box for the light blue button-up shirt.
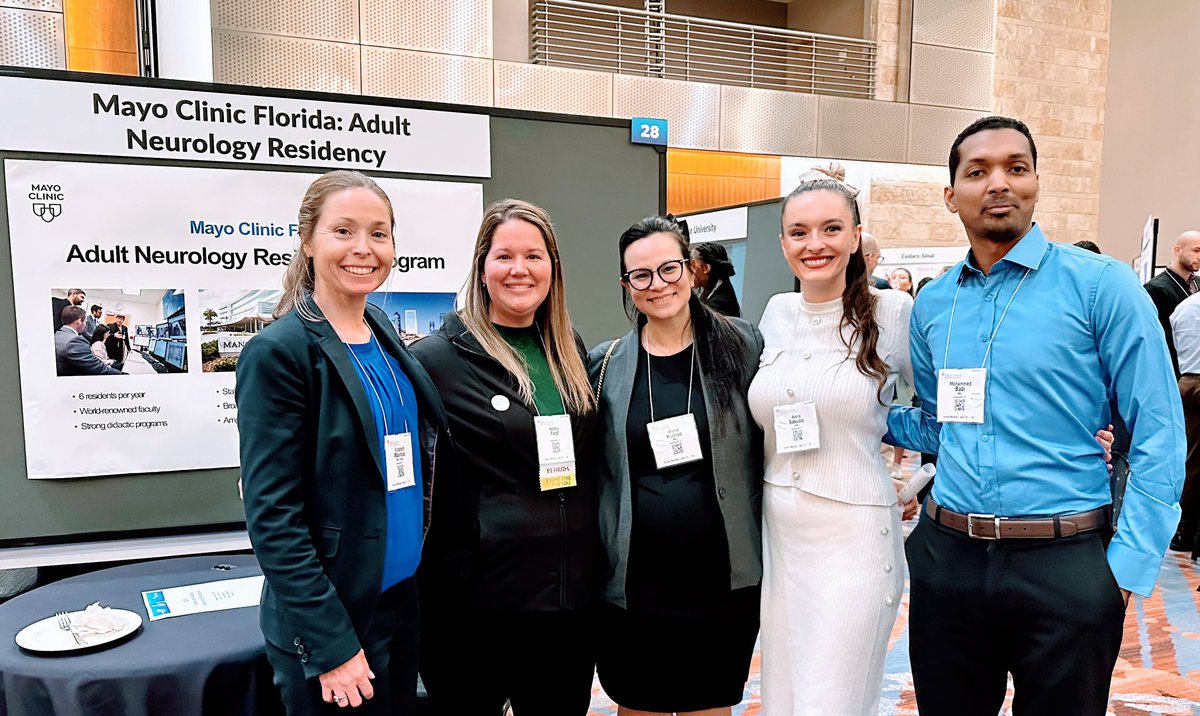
[1170,293,1200,375]
[887,224,1184,596]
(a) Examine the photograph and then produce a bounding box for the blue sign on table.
[631,118,668,146]
[144,590,172,617]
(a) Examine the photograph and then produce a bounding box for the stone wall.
[870,0,902,102]
[862,178,967,248]
[993,0,1110,245]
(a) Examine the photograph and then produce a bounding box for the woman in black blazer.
[411,199,601,716]
[238,171,451,715]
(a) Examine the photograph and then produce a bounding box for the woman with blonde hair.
[412,199,599,716]
[239,169,453,715]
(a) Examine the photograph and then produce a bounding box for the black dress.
[597,344,760,712]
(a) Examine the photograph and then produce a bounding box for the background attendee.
[84,304,102,337]
[88,325,120,370]
[691,241,742,317]
[1074,239,1101,253]
[887,115,1183,716]
[55,305,122,376]
[860,232,891,290]
[51,288,86,333]
[105,314,131,364]
[411,199,599,716]
[1171,292,1200,558]
[590,216,762,716]
[1144,230,1200,377]
[750,179,917,716]
[238,170,450,715]
[888,267,914,296]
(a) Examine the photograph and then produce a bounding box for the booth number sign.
[631,118,668,146]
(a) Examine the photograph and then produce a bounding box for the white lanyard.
[644,338,704,469]
[943,267,1031,370]
[647,342,696,421]
[345,326,410,435]
[1167,269,1195,296]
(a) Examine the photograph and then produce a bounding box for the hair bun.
[797,161,859,198]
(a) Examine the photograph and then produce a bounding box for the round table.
[0,554,282,716]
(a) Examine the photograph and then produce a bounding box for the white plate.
[14,609,142,653]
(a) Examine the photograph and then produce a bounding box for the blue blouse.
[346,336,424,591]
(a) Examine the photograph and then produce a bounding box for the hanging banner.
[7,159,481,479]
[0,76,491,177]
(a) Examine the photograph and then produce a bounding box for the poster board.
[0,70,662,556]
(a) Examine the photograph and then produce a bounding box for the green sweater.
[495,323,565,416]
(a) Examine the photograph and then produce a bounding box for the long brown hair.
[275,170,395,320]
[459,199,595,415]
[781,179,889,401]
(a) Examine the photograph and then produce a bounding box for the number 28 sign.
[631,118,668,146]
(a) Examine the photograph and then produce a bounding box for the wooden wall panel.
[667,148,781,215]
[64,0,138,75]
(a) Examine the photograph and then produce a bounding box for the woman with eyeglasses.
[589,216,763,716]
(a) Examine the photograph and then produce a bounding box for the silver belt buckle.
[966,513,1002,540]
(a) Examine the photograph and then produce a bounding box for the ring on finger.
[333,694,347,703]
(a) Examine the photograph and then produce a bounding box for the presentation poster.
[7,159,481,479]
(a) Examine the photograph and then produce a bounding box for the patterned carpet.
[585,546,1200,716]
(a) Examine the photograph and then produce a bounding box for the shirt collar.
[958,223,1047,282]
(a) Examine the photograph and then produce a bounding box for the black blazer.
[237,299,453,679]
[51,297,69,333]
[410,312,601,613]
[1145,268,1190,376]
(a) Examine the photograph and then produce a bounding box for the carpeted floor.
[586,544,1200,716]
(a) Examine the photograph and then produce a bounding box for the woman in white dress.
[748,179,917,715]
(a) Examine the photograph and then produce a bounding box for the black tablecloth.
[0,554,282,716]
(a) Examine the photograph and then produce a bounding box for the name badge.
[534,414,577,491]
[385,432,416,492]
[937,368,987,423]
[773,401,820,453]
[646,413,704,469]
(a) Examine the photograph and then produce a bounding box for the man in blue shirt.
[887,116,1184,716]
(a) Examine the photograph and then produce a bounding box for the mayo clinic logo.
[30,183,64,223]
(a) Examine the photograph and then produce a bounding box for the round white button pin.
[491,395,510,411]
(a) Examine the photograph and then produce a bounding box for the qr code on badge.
[791,428,804,442]
[954,398,965,412]
[671,442,684,455]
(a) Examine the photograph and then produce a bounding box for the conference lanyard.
[346,328,410,435]
[937,267,1030,424]
[1167,269,1196,296]
[645,341,704,469]
[346,327,414,491]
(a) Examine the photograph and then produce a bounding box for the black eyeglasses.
[621,259,688,290]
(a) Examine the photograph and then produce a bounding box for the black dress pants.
[420,596,595,716]
[905,517,1126,716]
[266,577,420,716]
[1176,375,1200,555]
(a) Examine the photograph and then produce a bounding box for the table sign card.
[141,575,265,621]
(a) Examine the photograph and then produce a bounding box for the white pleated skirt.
[760,483,905,716]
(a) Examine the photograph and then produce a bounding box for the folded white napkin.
[71,603,123,635]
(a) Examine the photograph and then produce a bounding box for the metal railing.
[530,0,876,99]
